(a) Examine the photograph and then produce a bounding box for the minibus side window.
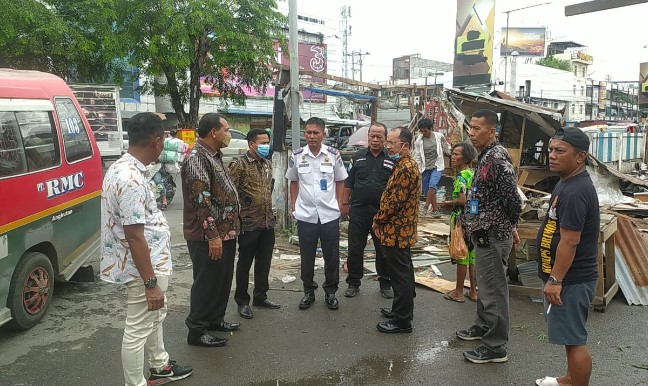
[0,112,27,177]
[54,98,93,163]
[16,111,61,171]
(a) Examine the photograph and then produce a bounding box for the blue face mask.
[390,153,401,161]
[256,144,270,158]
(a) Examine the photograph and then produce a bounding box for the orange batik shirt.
[373,154,422,248]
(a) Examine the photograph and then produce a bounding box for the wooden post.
[370,92,378,123]
[517,115,527,168]
[409,85,417,121]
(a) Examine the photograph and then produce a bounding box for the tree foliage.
[536,55,572,72]
[115,0,286,128]
[0,0,123,83]
[1,0,285,129]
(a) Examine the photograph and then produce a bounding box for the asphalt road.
[1,185,647,386]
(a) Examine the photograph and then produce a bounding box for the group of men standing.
[101,109,601,386]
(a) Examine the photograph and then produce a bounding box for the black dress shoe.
[238,305,254,319]
[380,307,395,318]
[210,321,241,332]
[376,320,412,334]
[325,293,339,310]
[299,292,315,309]
[252,299,281,309]
[187,332,228,347]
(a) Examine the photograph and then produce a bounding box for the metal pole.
[590,80,594,119]
[288,0,300,149]
[504,12,510,92]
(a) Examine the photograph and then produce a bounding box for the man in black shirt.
[341,122,393,299]
[534,127,599,386]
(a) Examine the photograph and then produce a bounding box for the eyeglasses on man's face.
[385,141,404,148]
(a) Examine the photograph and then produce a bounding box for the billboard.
[640,62,648,106]
[453,0,496,89]
[500,27,546,57]
[200,42,327,102]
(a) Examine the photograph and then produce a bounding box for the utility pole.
[288,0,300,149]
[340,6,351,79]
[346,50,371,82]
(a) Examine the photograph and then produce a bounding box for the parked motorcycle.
[148,162,177,210]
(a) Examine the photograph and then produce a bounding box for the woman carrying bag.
[440,141,478,303]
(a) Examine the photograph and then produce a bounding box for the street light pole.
[503,2,552,93]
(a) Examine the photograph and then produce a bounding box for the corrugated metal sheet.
[616,246,648,305]
[615,217,648,286]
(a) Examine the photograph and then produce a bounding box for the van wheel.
[6,252,54,330]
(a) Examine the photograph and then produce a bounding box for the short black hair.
[418,118,433,130]
[452,141,478,163]
[169,129,178,137]
[393,126,413,146]
[304,117,325,132]
[370,122,388,137]
[472,109,498,127]
[128,112,164,147]
[197,113,226,138]
[247,128,269,142]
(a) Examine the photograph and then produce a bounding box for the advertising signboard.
[640,62,648,106]
[201,42,327,102]
[500,27,546,57]
[453,0,496,89]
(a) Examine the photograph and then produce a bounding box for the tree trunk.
[162,67,190,128]
[187,27,209,129]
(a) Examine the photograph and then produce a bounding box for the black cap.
[552,127,590,151]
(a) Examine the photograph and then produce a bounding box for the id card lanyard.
[468,186,478,215]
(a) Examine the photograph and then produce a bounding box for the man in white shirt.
[412,118,450,213]
[286,117,348,310]
[101,112,192,386]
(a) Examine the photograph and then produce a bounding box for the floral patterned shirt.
[373,154,422,248]
[181,141,240,241]
[464,141,521,240]
[100,153,172,284]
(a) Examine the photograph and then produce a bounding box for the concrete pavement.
[1,186,647,386]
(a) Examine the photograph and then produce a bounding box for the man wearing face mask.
[228,129,280,319]
[182,113,241,347]
[372,126,421,333]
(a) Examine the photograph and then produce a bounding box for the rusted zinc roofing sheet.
[614,216,648,305]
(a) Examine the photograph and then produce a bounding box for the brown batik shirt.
[373,153,422,248]
[181,141,240,242]
[229,152,275,232]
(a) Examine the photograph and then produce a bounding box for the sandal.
[535,376,560,386]
[464,291,477,302]
[443,291,465,303]
[161,203,167,211]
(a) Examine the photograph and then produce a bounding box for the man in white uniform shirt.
[286,117,348,310]
[101,112,192,386]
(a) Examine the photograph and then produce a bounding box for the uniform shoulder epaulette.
[292,147,304,155]
[326,146,338,155]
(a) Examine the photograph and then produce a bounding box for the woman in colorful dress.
[440,141,478,302]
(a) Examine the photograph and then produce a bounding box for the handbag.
[449,220,469,259]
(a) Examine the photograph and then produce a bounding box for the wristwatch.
[547,276,562,285]
[144,277,158,289]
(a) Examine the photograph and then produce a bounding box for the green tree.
[115,0,285,128]
[0,0,123,83]
[536,55,572,72]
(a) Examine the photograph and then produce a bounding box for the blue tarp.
[302,86,376,101]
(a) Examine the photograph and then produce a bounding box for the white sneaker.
[535,376,560,386]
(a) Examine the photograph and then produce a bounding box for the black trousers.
[346,207,390,288]
[185,239,236,337]
[297,219,340,294]
[385,245,415,323]
[235,228,275,306]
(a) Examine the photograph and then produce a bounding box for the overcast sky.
[290,0,647,84]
